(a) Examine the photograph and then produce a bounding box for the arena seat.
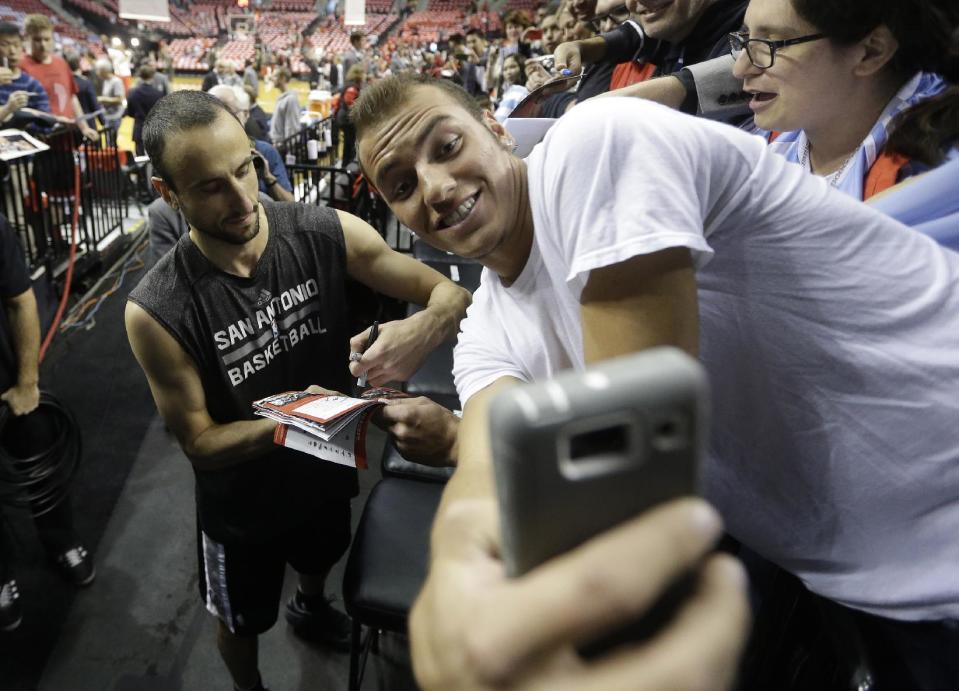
[342,475,445,691]
[869,157,959,251]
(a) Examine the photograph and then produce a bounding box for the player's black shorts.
[197,499,351,636]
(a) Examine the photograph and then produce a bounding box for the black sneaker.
[54,545,96,587]
[285,590,352,651]
[1,579,22,632]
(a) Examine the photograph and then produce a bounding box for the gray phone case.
[490,347,709,578]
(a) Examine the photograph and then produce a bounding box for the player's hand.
[410,497,751,691]
[377,397,458,466]
[348,313,443,386]
[1,383,40,416]
[553,41,584,77]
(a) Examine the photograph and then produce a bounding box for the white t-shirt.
[453,97,959,621]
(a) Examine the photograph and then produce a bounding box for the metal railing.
[1,126,126,274]
[277,116,411,251]
[275,117,337,167]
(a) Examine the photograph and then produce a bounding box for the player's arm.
[337,210,471,384]
[580,247,699,364]
[125,301,276,471]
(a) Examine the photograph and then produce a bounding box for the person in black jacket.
[242,84,269,142]
[125,64,164,155]
[64,52,101,128]
[555,0,748,119]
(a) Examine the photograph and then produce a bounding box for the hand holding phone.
[490,348,710,652]
[251,147,267,175]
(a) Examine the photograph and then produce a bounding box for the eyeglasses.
[587,4,630,34]
[728,31,825,69]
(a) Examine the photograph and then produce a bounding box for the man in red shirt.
[18,14,96,141]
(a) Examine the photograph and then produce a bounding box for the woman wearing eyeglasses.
[732,0,956,199]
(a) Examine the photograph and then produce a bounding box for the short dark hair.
[465,27,485,38]
[0,21,20,38]
[350,30,365,47]
[143,90,238,190]
[791,0,958,76]
[351,73,485,150]
[64,51,80,72]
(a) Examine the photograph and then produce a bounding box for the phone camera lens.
[651,414,688,452]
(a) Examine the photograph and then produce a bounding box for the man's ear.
[151,176,176,208]
[482,111,513,150]
[852,24,899,78]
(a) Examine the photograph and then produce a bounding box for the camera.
[529,54,555,72]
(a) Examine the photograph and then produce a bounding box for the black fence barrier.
[275,117,336,168]
[0,126,126,274]
[279,117,411,251]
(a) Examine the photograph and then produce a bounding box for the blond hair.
[345,64,366,83]
[24,14,52,36]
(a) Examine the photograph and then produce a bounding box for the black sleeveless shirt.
[129,201,358,543]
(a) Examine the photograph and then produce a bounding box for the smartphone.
[490,348,708,650]
[251,148,265,174]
